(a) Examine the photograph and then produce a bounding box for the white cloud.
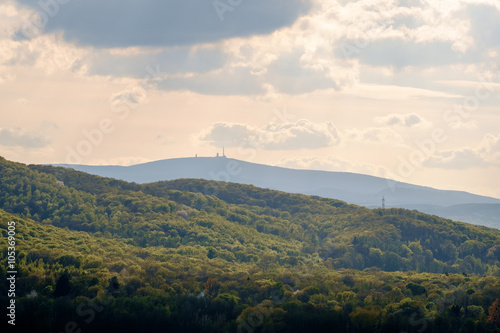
[0,127,50,149]
[449,120,478,130]
[0,1,32,39]
[156,134,175,146]
[0,36,87,85]
[0,69,15,84]
[478,133,500,164]
[425,132,500,169]
[195,119,341,150]
[344,127,406,146]
[341,83,462,100]
[374,112,432,128]
[14,97,27,106]
[110,86,147,110]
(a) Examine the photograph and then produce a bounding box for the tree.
[53,273,71,297]
[384,252,402,271]
[207,248,216,259]
[441,242,458,262]
[204,278,219,300]
[108,276,121,296]
[489,298,500,326]
[406,283,426,296]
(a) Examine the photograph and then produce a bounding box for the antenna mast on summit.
[382,196,385,209]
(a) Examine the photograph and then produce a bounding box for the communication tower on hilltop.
[382,196,385,209]
[215,147,227,158]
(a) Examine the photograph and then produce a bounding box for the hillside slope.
[2,208,500,332]
[2,156,500,332]
[56,157,500,228]
[13,158,500,275]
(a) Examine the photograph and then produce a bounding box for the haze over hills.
[57,156,500,229]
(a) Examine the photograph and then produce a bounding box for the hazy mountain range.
[57,156,500,229]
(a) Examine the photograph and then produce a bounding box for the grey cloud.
[397,0,425,9]
[158,67,265,95]
[0,128,50,149]
[337,4,499,70]
[467,4,500,48]
[110,87,146,108]
[88,46,228,78]
[196,120,340,150]
[155,50,339,96]
[90,46,339,95]
[342,39,473,69]
[16,0,312,48]
[265,50,339,94]
[374,113,430,128]
[391,16,421,30]
[425,149,487,170]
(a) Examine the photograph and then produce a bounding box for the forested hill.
[2,156,500,332]
[0,156,498,275]
[56,157,500,229]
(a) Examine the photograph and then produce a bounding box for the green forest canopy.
[1,156,500,332]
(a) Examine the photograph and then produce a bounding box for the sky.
[1,0,500,198]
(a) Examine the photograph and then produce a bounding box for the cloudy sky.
[1,0,500,198]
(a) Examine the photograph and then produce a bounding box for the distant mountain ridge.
[56,157,500,228]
